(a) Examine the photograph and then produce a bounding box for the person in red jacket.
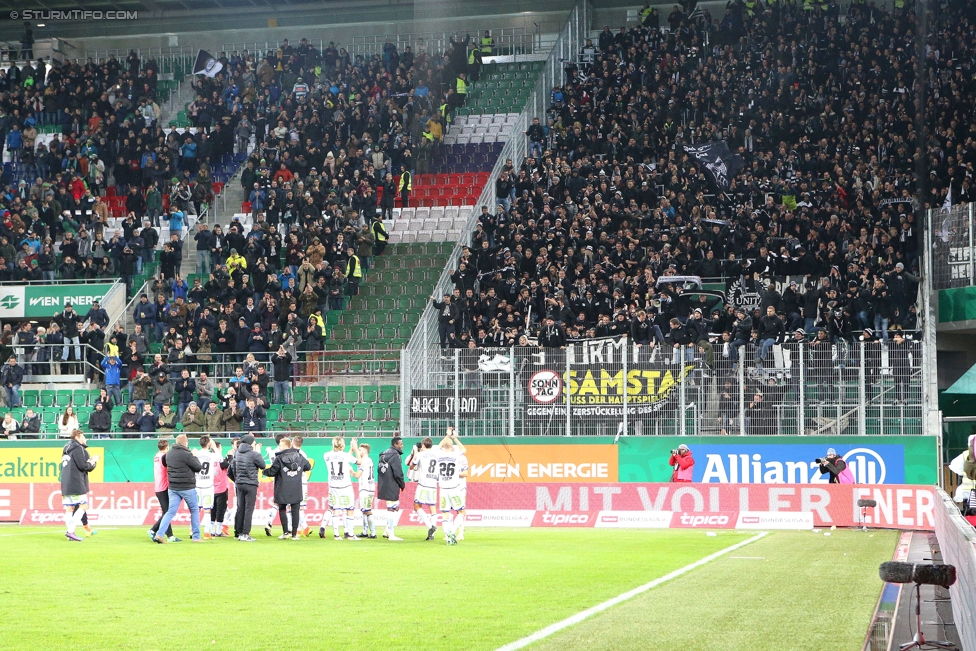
[669,444,694,482]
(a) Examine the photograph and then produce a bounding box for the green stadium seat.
[300,406,318,422]
[42,410,57,424]
[334,405,352,421]
[343,386,361,404]
[281,405,300,422]
[73,390,88,406]
[389,404,401,420]
[380,422,398,434]
[327,386,344,404]
[361,386,378,403]
[309,386,327,403]
[266,408,280,422]
[22,390,38,408]
[343,421,363,435]
[88,389,101,405]
[56,391,72,408]
[380,385,398,403]
[352,404,369,421]
[292,386,309,403]
[325,421,344,434]
[369,405,387,421]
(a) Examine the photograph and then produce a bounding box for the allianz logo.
[700,448,887,484]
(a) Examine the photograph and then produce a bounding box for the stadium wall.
[0,436,938,525]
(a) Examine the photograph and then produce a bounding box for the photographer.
[816,448,853,484]
[669,444,694,482]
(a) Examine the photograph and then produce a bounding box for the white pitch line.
[495,531,769,651]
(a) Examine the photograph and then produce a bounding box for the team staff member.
[817,448,853,483]
[264,437,311,539]
[377,436,405,540]
[230,433,266,541]
[61,429,99,542]
[153,434,204,543]
[669,444,694,482]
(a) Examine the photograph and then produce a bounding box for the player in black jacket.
[61,430,99,541]
[377,437,405,541]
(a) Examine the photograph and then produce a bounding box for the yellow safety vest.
[346,254,362,279]
[423,131,434,142]
[468,50,476,65]
[440,102,451,123]
[480,36,494,54]
[398,171,412,192]
[312,313,325,337]
[745,0,756,16]
[456,77,467,95]
[371,220,388,242]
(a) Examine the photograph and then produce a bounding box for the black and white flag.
[193,50,223,78]
[683,141,743,192]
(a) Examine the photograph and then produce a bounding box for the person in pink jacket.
[148,439,176,541]
[669,444,695,482]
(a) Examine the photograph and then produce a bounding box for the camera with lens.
[671,449,679,456]
[814,457,826,465]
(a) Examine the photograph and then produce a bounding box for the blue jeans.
[106,384,122,407]
[5,384,21,407]
[197,251,212,275]
[156,488,201,540]
[63,336,82,362]
[529,141,543,158]
[758,338,776,363]
[672,345,694,364]
[274,381,291,404]
[730,338,749,363]
[873,315,889,341]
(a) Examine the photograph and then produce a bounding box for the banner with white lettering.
[409,389,483,419]
[10,482,936,530]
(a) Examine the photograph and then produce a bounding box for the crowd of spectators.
[0,32,497,430]
[426,0,973,370]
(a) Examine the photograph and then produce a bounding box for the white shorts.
[439,488,465,512]
[62,494,87,507]
[414,485,438,506]
[359,490,374,512]
[328,486,355,510]
[196,488,214,510]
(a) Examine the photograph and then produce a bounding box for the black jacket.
[264,447,310,504]
[165,443,203,491]
[377,446,405,501]
[60,439,96,496]
[88,408,112,432]
[232,442,266,486]
[272,352,292,381]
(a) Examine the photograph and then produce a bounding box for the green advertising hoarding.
[0,283,116,319]
[0,435,939,485]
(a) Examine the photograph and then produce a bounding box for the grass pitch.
[0,526,895,651]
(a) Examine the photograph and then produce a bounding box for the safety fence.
[933,488,976,651]
[931,201,976,290]
[400,338,924,440]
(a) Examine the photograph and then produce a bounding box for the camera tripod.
[900,583,956,651]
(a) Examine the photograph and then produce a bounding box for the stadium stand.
[0,29,538,438]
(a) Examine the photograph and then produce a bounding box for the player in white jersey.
[292,436,315,537]
[194,435,223,539]
[318,436,362,540]
[356,443,376,538]
[409,437,440,540]
[264,434,288,537]
[436,429,467,545]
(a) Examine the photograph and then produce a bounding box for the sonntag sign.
[0,283,115,319]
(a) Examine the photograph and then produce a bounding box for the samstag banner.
[523,338,695,420]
